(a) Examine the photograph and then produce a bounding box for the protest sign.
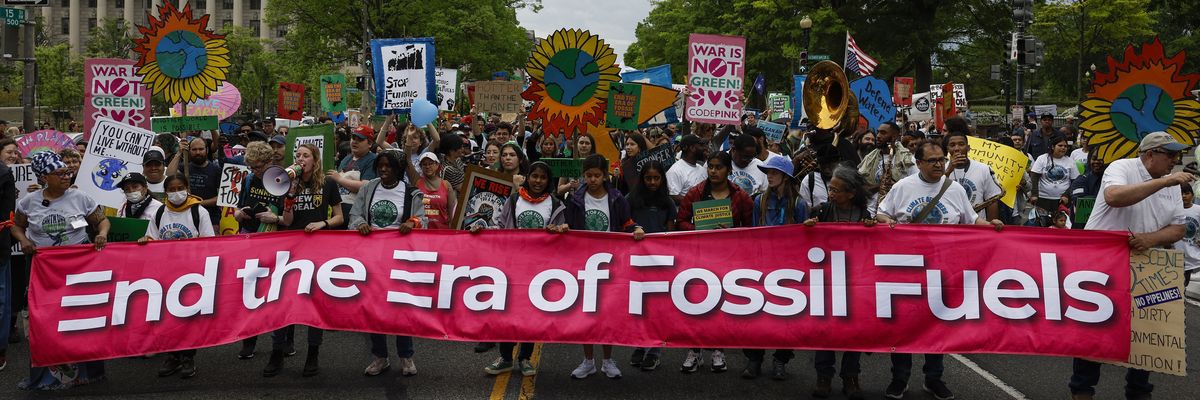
[217,164,250,208]
[346,109,363,128]
[151,115,218,133]
[27,224,1132,367]
[1033,104,1057,117]
[171,82,242,120]
[435,68,458,112]
[767,92,790,121]
[1074,197,1095,225]
[620,64,680,125]
[84,58,151,139]
[219,207,241,236]
[371,37,436,115]
[319,74,347,113]
[790,75,807,128]
[78,118,155,208]
[284,124,336,172]
[130,3,229,105]
[542,158,583,179]
[475,81,523,114]
[1011,105,1026,122]
[11,163,35,200]
[850,76,896,130]
[106,217,149,243]
[606,82,642,130]
[686,34,746,125]
[451,165,515,229]
[908,91,932,122]
[929,84,968,110]
[16,129,75,157]
[633,144,676,175]
[693,198,732,230]
[967,136,1029,207]
[1112,249,1187,376]
[757,121,787,143]
[277,82,305,121]
[893,77,914,107]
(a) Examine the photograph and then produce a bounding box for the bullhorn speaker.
[262,166,292,196]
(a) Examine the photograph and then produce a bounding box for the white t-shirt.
[1032,154,1079,198]
[879,174,978,225]
[339,170,361,206]
[148,180,165,194]
[146,203,216,240]
[16,189,98,247]
[667,160,708,196]
[514,197,553,229]
[1070,148,1088,175]
[949,160,1003,218]
[584,192,610,232]
[1085,158,1185,234]
[369,182,408,228]
[799,172,828,209]
[730,157,767,196]
[1174,205,1200,271]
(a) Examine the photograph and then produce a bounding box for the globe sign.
[543,48,601,106]
[155,30,209,79]
[1110,83,1175,142]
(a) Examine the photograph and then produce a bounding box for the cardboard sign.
[757,121,786,143]
[217,164,250,208]
[79,118,154,208]
[966,136,1029,207]
[319,74,347,113]
[11,163,35,200]
[435,68,458,112]
[606,82,642,130]
[767,92,789,121]
[151,115,218,133]
[693,198,733,230]
[16,129,74,157]
[474,81,523,114]
[1074,196,1095,225]
[277,82,305,121]
[685,34,746,125]
[84,59,151,139]
[790,75,806,128]
[171,82,242,120]
[451,165,515,229]
[541,158,583,179]
[106,217,149,243]
[1111,249,1188,376]
[929,83,967,110]
[893,77,914,107]
[371,37,436,115]
[284,123,337,172]
[850,76,896,130]
[633,144,676,175]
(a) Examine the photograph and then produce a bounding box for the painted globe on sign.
[155,30,209,79]
[542,48,601,106]
[1110,83,1175,142]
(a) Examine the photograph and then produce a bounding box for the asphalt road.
[0,298,1198,399]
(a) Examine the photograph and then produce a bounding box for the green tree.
[35,43,84,113]
[1030,0,1155,102]
[85,18,134,58]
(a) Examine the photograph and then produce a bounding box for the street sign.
[151,116,219,133]
[2,7,25,27]
[809,54,830,61]
[3,1,49,6]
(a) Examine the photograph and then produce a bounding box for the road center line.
[488,346,519,400]
[950,354,1030,400]
[518,343,543,400]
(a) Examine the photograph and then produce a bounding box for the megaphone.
[262,165,302,196]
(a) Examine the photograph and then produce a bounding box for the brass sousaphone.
[793,60,860,179]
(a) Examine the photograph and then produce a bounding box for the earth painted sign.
[78,118,155,208]
[686,34,746,125]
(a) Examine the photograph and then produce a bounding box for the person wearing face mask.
[167,137,223,234]
[117,173,161,220]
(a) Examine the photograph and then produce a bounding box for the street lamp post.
[799,16,812,74]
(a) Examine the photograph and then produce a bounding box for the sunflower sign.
[522,29,620,137]
[1080,38,1200,164]
[132,3,230,105]
[370,37,436,115]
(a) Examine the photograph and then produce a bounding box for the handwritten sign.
[171,82,242,120]
[16,129,75,157]
[217,164,250,208]
[435,68,458,112]
[79,118,155,208]
[966,136,1028,207]
[686,34,746,125]
[370,38,436,115]
[606,82,642,130]
[893,77,914,107]
[1074,196,1095,225]
[475,81,523,114]
[541,158,583,179]
[151,115,218,133]
[929,83,967,110]
[757,121,787,143]
[850,76,896,130]
[11,163,35,200]
[320,74,347,113]
[277,82,305,120]
[633,144,676,175]
[1111,249,1188,376]
[84,59,151,139]
[693,198,732,230]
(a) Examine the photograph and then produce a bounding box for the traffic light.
[1011,0,1033,22]
[356,76,366,90]
[799,51,808,65]
[1017,38,1043,66]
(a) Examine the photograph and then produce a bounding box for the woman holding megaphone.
[262,143,343,378]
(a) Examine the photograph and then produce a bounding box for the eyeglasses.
[920,157,948,164]
[46,170,74,179]
[1150,148,1181,158]
[828,185,848,194]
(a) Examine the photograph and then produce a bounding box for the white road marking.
[1186,298,1200,308]
[950,354,1030,400]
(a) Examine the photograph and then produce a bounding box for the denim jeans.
[272,325,321,351]
[814,351,861,378]
[0,258,10,350]
[891,353,944,383]
[498,342,533,362]
[742,349,794,363]
[369,334,414,358]
[1069,358,1153,398]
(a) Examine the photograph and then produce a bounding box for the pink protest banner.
[16,129,76,157]
[29,225,1131,366]
[686,34,746,125]
[172,81,242,120]
[84,59,151,139]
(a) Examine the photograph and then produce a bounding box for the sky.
[515,0,656,67]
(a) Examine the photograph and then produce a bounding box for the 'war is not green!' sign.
[151,116,218,133]
[606,82,642,130]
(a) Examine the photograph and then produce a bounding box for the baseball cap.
[117,172,148,189]
[418,151,440,165]
[247,130,269,142]
[1138,131,1188,152]
[1040,113,1054,120]
[269,135,286,145]
[143,146,166,164]
[352,125,374,141]
[679,134,707,148]
[757,155,795,177]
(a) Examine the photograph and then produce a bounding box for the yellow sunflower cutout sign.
[523,29,679,168]
[132,3,231,105]
[1079,38,1200,164]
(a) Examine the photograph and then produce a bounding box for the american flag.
[844,32,879,76]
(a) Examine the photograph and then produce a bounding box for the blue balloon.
[410,99,438,126]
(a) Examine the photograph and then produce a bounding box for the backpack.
[155,205,202,238]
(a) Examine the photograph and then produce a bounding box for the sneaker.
[771,359,788,380]
[284,342,297,357]
[179,356,197,379]
[364,357,391,376]
[629,348,645,367]
[710,350,727,372]
[922,381,954,400]
[812,375,833,398]
[263,350,284,377]
[399,357,417,376]
[519,360,537,377]
[485,358,514,375]
[158,355,182,377]
[843,375,864,400]
[740,361,761,379]
[640,353,660,371]
[570,359,596,379]
[885,380,908,399]
[680,350,702,373]
[237,342,256,359]
[301,347,319,377]
[601,358,621,379]
[474,342,496,353]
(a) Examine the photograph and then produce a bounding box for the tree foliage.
[85,18,134,59]
[35,43,84,112]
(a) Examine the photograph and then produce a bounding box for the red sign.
[29,225,1131,366]
[277,82,305,120]
[893,77,914,107]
